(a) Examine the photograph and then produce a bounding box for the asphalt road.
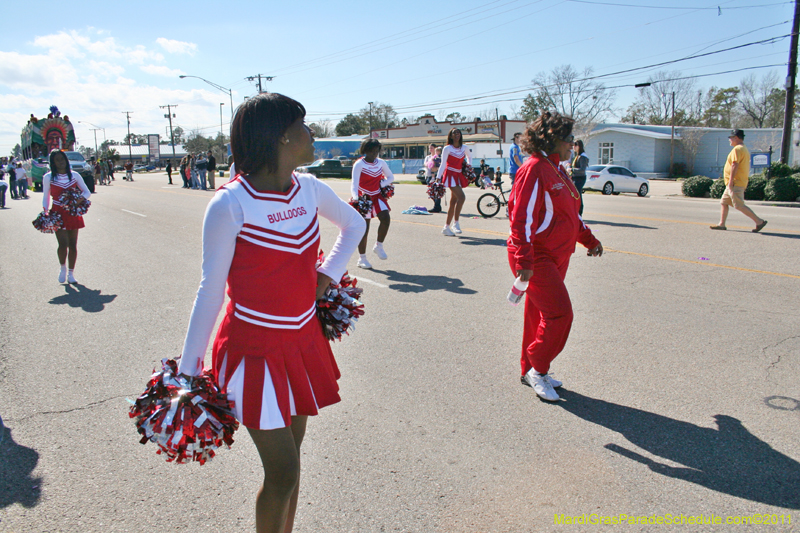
[1,173,799,532]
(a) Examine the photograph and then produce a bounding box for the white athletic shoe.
[442,225,455,236]
[373,243,388,260]
[522,370,560,401]
[451,221,462,234]
[58,268,66,284]
[67,272,77,284]
[357,256,373,269]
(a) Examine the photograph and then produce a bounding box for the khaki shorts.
[721,185,746,208]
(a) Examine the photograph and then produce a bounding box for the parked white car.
[583,165,649,197]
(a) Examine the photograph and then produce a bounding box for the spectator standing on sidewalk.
[8,160,18,200]
[124,161,134,181]
[710,129,767,233]
[206,150,216,189]
[180,156,189,188]
[166,160,173,185]
[423,143,442,213]
[107,159,115,181]
[15,163,29,199]
[0,168,7,208]
[196,152,208,190]
[570,140,589,216]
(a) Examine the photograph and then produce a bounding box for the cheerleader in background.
[351,138,394,269]
[42,150,91,284]
[178,93,364,533]
[435,128,471,236]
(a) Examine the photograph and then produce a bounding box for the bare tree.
[739,72,780,128]
[359,102,398,130]
[309,119,334,138]
[623,71,698,125]
[678,128,706,175]
[521,65,616,127]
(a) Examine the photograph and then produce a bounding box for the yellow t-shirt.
[723,144,750,187]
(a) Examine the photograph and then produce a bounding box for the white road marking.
[122,209,146,217]
[356,276,388,288]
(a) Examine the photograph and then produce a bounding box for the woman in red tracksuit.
[507,111,603,402]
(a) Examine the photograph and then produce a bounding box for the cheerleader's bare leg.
[357,218,371,254]
[65,230,79,269]
[445,186,465,226]
[247,415,307,533]
[375,210,390,244]
[55,229,70,266]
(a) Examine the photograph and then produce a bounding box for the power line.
[565,0,792,9]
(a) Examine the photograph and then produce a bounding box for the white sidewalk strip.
[122,209,147,217]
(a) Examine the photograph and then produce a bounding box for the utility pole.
[160,105,178,160]
[495,108,504,161]
[246,74,274,93]
[781,0,800,164]
[220,103,225,138]
[668,92,675,176]
[89,129,100,158]
[122,111,133,165]
[368,102,374,138]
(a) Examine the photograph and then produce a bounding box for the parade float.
[20,106,78,191]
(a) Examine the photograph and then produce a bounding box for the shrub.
[791,173,800,193]
[764,176,800,201]
[710,178,726,199]
[744,175,766,201]
[669,162,689,178]
[768,162,794,178]
[681,175,713,197]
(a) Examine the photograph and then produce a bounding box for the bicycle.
[477,180,511,218]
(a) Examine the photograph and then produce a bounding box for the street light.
[77,121,105,158]
[179,75,234,119]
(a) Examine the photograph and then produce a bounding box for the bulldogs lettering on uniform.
[268,206,307,224]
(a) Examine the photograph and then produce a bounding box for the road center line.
[122,209,147,217]
[393,219,800,279]
[355,276,388,288]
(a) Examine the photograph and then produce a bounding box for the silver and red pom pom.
[349,194,373,217]
[58,187,91,216]
[316,251,365,342]
[427,181,445,200]
[380,184,395,200]
[129,358,239,465]
[32,211,63,233]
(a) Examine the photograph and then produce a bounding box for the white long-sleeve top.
[42,171,91,211]
[435,145,471,182]
[350,157,394,198]
[179,173,365,375]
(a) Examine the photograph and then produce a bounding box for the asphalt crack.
[6,393,136,422]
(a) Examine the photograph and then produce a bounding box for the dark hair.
[513,132,521,140]
[230,93,306,175]
[446,128,463,147]
[520,111,575,155]
[574,139,585,155]
[360,138,382,154]
[49,149,69,174]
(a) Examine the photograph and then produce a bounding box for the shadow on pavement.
[583,219,655,230]
[757,231,800,240]
[48,283,117,312]
[457,235,508,247]
[558,389,800,509]
[0,423,42,509]
[369,269,477,294]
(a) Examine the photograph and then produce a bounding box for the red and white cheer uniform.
[507,152,599,377]
[350,157,394,219]
[42,171,91,230]
[179,173,365,430]
[435,145,471,188]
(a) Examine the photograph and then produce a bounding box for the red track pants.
[508,251,573,376]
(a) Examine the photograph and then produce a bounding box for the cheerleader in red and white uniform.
[42,150,91,284]
[350,138,394,269]
[178,94,364,533]
[435,128,471,236]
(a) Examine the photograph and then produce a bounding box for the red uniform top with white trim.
[350,157,394,218]
[507,152,599,271]
[435,145,471,187]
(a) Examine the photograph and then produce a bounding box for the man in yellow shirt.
[710,129,767,233]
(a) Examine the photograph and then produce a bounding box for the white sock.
[375,241,383,248]
[360,254,367,260]
[68,269,74,276]
[60,264,67,273]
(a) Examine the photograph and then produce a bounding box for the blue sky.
[0,0,794,154]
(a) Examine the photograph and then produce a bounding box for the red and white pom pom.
[129,358,239,465]
[427,181,445,200]
[32,211,63,233]
[316,251,365,342]
[349,194,373,217]
[58,187,91,216]
[380,184,395,200]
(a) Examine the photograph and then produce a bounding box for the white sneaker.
[67,272,77,284]
[357,256,373,269]
[442,225,455,236]
[522,370,560,401]
[58,268,66,283]
[544,374,562,388]
[372,243,388,260]
[451,221,462,234]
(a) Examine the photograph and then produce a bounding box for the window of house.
[598,142,614,165]
[408,145,426,159]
